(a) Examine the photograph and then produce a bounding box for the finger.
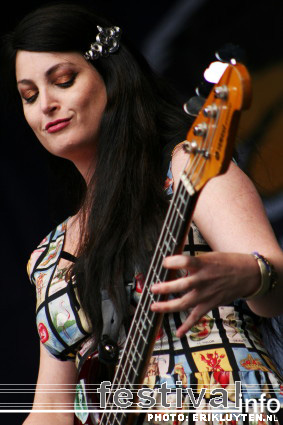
[163,255,200,270]
[176,303,213,338]
[151,275,197,294]
[150,290,198,313]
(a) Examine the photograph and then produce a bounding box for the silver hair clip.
[84,25,121,60]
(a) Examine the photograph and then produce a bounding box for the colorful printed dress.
[27,165,283,425]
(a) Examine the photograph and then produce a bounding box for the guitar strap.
[100,289,124,342]
[98,276,134,364]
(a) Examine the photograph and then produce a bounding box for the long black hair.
[3,2,192,341]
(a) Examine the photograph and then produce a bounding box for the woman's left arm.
[151,149,283,337]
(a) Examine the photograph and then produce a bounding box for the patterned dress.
[27,165,283,425]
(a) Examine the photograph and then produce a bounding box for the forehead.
[15,51,87,79]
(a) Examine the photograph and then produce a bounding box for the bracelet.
[244,252,278,300]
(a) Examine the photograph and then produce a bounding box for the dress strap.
[60,250,77,263]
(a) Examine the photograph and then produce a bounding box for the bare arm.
[151,149,283,336]
[23,343,77,425]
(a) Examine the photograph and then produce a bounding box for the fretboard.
[100,176,197,424]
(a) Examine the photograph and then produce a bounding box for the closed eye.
[20,72,78,104]
[56,73,78,88]
[23,92,38,104]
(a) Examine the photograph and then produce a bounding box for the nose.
[40,88,60,115]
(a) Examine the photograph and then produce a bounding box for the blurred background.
[0,0,282,423]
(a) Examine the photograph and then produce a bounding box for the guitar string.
[105,100,220,397]
[112,111,215,379]
[101,128,212,425]
[191,104,221,190]
[101,111,217,424]
[100,180,190,424]
[82,101,223,422]
[100,166,197,425]
[90,166,210,424]
[100,166,208,425]
[121,108,218,372]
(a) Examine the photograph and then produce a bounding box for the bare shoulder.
[171,148,280,254]
[63,213,81,257]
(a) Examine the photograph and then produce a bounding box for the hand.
[150,251,260,338]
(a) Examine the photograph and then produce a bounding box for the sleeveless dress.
[27,164,283,425]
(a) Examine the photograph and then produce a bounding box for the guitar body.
[74,351,115,425]
[74,63,252,425]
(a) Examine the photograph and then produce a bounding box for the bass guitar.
[74,62,252,425]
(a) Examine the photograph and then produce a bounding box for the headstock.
[181,62,252,195]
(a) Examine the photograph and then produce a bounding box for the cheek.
[23,107,48,147]
[80,87,106,113]
[76,88,107,130]
[78,77,107,115]
[23,107,38,133]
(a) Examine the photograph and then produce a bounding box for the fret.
[178,190,187,206]
[181,173,195,196]
[140,332,147,344]
[103,411,127,425]
[145,313,154,328]
[175,207,185,221]
[114,364,131,386]
[164,239,173,252]
[128,335,144,361]
[125,354,139,377]
[148,291,157,304]
[139,317,147,331]
[149,266,162,283]
[151,265,161,283]
[137,300,150,318]
[118,335,143,373]
[140,314,154,330]
[113,355,136,385]
[144,286,156,304]
[157,243,167,258]
[164,224,177,245]
[135,310,154,328]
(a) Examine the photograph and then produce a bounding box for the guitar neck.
[109,178,197,396]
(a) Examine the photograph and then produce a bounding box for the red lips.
[45,117,71,131]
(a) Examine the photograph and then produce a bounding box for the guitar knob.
[193,122,208,137]
[203,103,218,118]
[214,85,228,99]
[98,336,119,364]
[105,344,115,353]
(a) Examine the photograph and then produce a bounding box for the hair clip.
[84,25,121,61]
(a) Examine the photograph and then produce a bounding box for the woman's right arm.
[23,342,77,425]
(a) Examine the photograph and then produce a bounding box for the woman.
[2,3,283,425]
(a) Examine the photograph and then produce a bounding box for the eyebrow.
[17,62,77,85]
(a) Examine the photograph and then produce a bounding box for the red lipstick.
[45,118,72,133]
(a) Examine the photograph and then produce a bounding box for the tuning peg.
[215,43,246,64]
[193,122,208,137]
[183,95,205,117]
[195,80,214,98]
